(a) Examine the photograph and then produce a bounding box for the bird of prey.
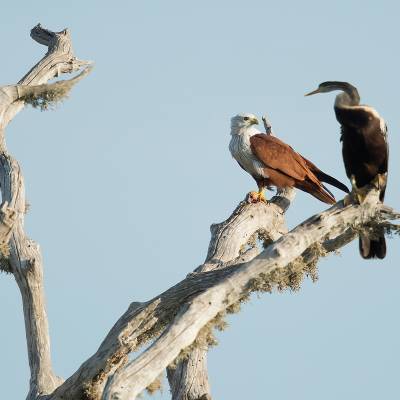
[229,113,349,204]
[305,81,389,259]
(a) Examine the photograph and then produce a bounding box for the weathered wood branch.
[6,66,93,112]
[167,188,295,400]
[101,191,398,400]
[46,190,295,400]
[0,25,91,399]
[0,24,91,131]
[167,347,211,400]
[45,187,398,400]
[0,153,63,399]
[0,201,18,265]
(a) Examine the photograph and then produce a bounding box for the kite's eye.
[243,116,249,121]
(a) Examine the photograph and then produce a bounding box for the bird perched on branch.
[229,113,349,204]
[305,81,389,259]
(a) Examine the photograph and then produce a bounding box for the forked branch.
[0,24,91,400]
[101,190,399,400]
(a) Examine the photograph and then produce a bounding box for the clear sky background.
[0,1,399,399]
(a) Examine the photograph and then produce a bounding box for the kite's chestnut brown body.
[229,113,349,204]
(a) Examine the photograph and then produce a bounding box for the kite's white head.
[230,113,259,135]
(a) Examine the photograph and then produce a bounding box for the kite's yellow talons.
[248,191,268,204]
[248,191,259,203]
[258,191,268,203]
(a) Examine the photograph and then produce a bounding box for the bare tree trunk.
[0,25,398,400]
[166,189,295,400]
[0,25,91,399]
[167,347,211,400]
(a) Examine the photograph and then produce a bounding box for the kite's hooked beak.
[305,88,321,97]
[250,117,259,125]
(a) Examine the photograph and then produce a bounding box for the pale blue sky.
[0,1,399,399]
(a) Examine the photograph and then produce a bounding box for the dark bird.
[305,81,389,259]
[229,113,349,204]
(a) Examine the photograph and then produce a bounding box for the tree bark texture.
[166,188,295,400]
[0,25,91,399]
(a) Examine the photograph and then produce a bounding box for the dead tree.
[0,25,398,400]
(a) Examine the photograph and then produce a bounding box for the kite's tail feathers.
[295,179,336,204]
[314,171,350,194]
[300,155,349,194]
[321,183,334,199]
[359,229,386,259]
